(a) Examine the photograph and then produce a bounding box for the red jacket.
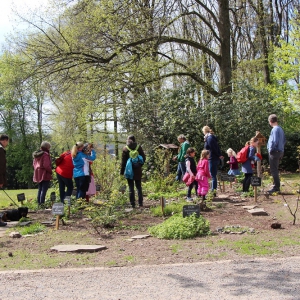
[33,150,53,183]
[55,151,74,179]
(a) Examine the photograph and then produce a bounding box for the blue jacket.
[267,125,285,153]
[241,146,256,174]
[72,149,96,178]
[204,134,221,160]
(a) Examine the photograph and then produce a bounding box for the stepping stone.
[125,208,134,213]
[131,234,150,239]
[233,203,244,206]
[243,205,258,210]
[19,221,32,226]
[216,194,230,200]
[247,208,268,216]
[51,245,107,253]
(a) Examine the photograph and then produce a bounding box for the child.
[196,150,211,202]
[185,148,198,202]
[241,137,260,192]
[226,148,240,177]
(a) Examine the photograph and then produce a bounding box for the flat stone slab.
[215,194,230,200]
[131,235,150,239]
[243,205,258,210]
[247,208,268,216]
[51,245,107,253]
[0,221,19,238]
[19,221,32,226]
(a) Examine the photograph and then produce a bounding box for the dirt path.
[1,256,300,300]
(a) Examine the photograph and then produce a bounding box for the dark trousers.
[269,151,283,190]
[57,173,73,203]
[127,179,143,208]
[243,173,252,192]
[37,180,50,204]
[209,159,219,191]
[187,180,198,198]
[75,176,90,199]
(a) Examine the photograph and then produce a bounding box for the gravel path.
[1,256,300,300]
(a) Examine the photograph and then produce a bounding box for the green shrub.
[150,201,186,217]
[13,222,46,235]
[148,213,210,239]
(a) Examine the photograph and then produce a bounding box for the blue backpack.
[124,145,144,179]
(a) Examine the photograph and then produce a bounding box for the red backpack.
[236,146,249,163]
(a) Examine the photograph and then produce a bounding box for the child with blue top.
[241,137,260,192]
[71,142,96,199]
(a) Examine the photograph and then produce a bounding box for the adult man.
[173,135,190,181]
[267,114,285,193]
[0,134,9,226]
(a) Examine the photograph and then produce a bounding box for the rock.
[271,222,281,229]
[131,235,150,239]
[216,227,223,233]
[247,208,268,216]
[9,231,22,238]
[243,205,258,210]
[51,245,107,253]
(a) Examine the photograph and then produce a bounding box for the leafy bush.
[150,201,186,217]
[148,213,210,239]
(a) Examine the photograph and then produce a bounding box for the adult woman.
[120,135,146,208]
[33,141,53,206]
[202,126,223,196]
[71,142,96,199]
[55,150,74,203]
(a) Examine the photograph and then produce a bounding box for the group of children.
[183,136,261,202]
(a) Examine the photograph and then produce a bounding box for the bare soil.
[1,182,300,270]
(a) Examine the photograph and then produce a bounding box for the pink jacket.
[33,151,53,183]
[196,158,211,178]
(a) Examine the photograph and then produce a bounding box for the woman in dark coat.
[120,135,146,208]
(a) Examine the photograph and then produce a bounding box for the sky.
[0,0,48,46]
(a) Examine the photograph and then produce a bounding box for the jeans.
[243,173,252,192]
[56,173,73,203]
[209,159,219,191]
[127,179,143,207]
[269,151,283,190]
[187,180,198,198]
[37,180,50,205]
[175,162,186,181]
[75,176,90,199]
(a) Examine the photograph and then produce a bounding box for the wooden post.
[161,197,165,216]
[55,215,60,230]
[254,186,258,202]
[222,181,225,193]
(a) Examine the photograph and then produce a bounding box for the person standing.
[173,134,190,181]
[241,138,260,193]
[0,134,9,226]
[71,142,96,200]
[267,114,286,193]
[55,150,74,203]
[120,135,146,208]
[202,126,223,196]
[196,149,211,202]
[184,148,198,202]
[33,141,53,207]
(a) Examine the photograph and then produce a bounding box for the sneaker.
[186,197,194,202]
[267,188,280,194]
[0,221,7,227]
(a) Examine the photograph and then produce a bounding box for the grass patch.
[9,222,47,235]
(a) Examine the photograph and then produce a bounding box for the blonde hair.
[202,126,214,135]
[226,148,236,157]
[200,149,210,160]
[71,142,84,158]
[41,141,51,150]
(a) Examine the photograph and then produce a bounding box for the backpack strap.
[126,144,139,152]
